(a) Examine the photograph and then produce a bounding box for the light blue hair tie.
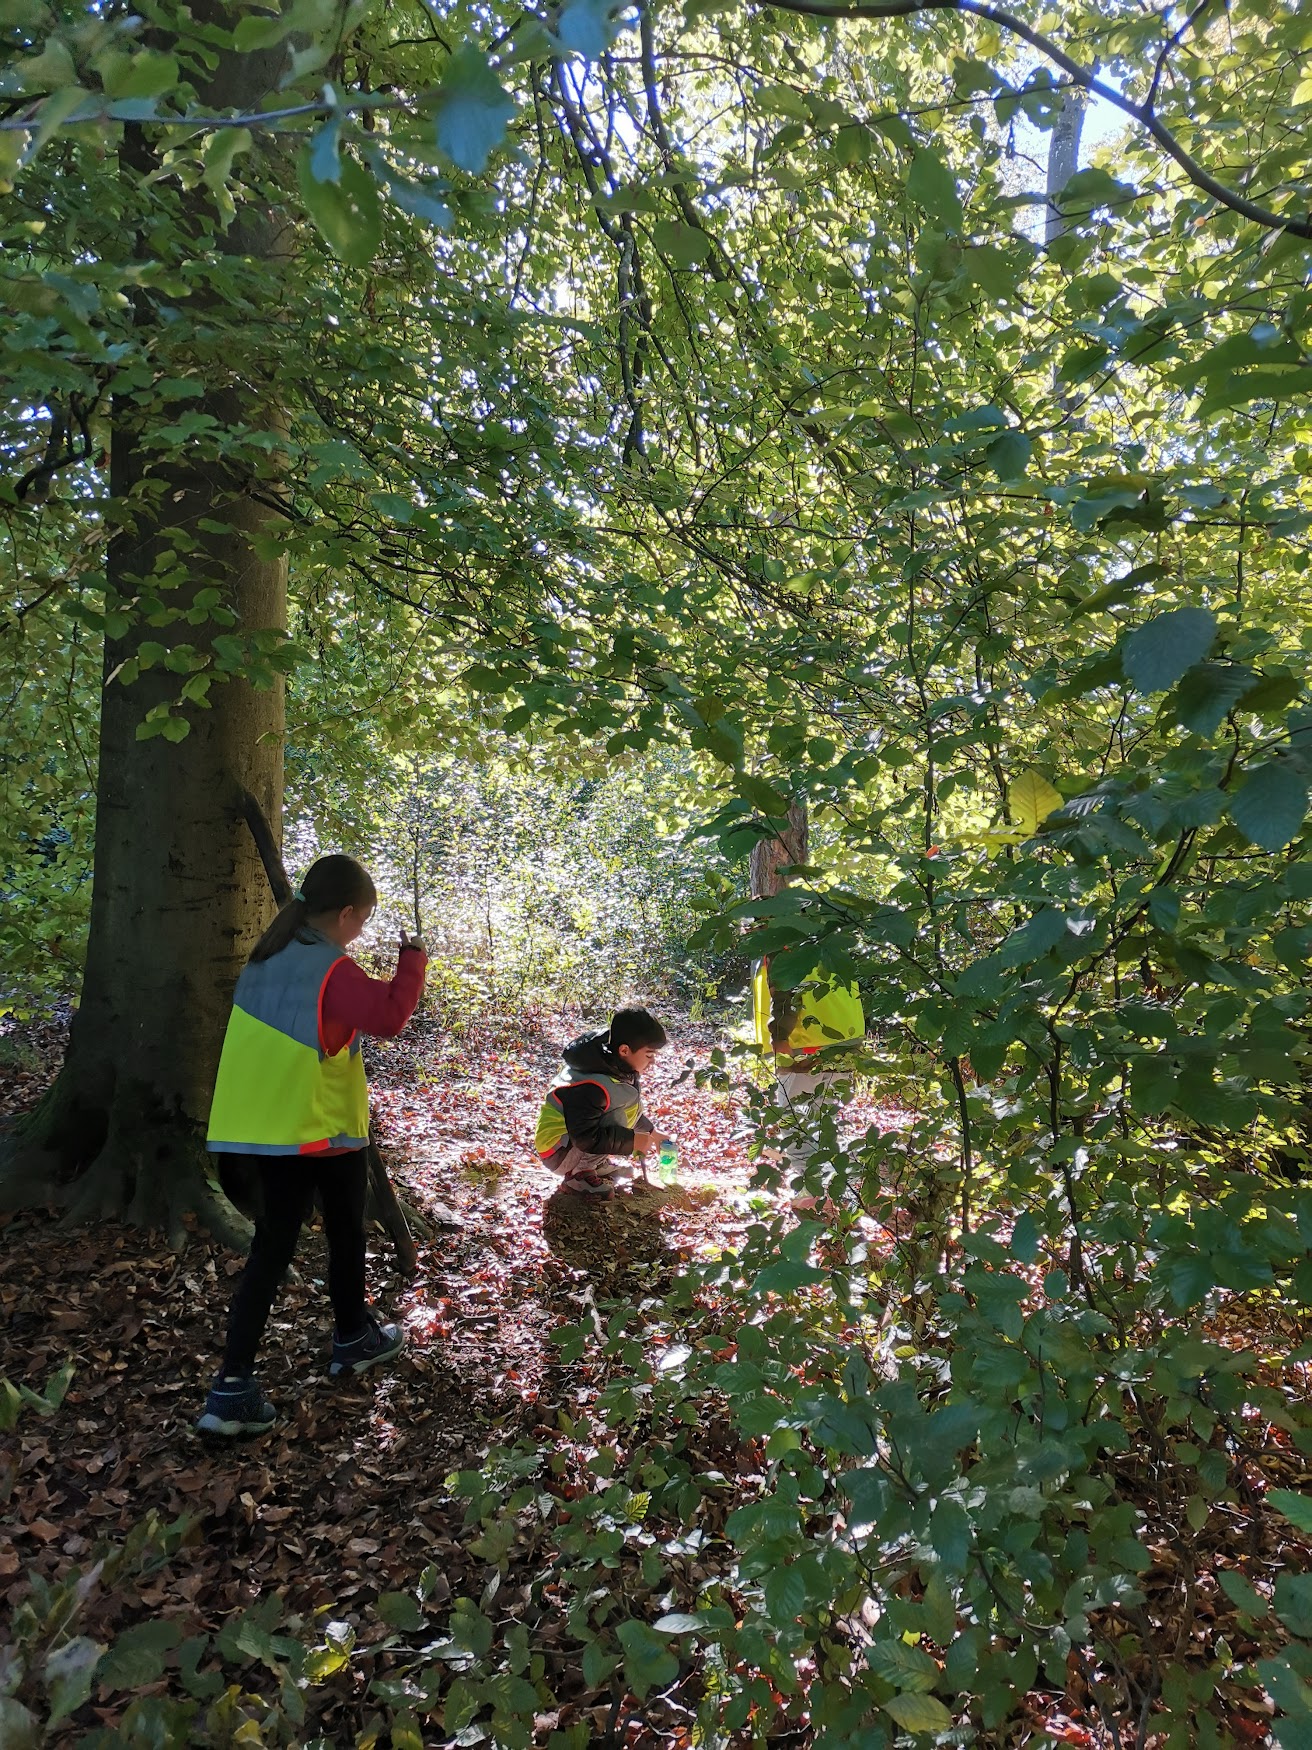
[293,887,306,903]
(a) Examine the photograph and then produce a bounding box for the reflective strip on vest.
[534,1071,643,1159]
[206,933,370,1155]
[752,960,864,1056]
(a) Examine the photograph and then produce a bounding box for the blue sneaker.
[329,1312,405,1377]
[196,1374,276,1438]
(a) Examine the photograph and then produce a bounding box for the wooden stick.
[237,786,293,907]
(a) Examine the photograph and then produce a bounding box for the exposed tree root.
[4,1061,441,1272]
[60,1127,254,1255]
[0,1143,60,1215]
[2,1065,253,1254]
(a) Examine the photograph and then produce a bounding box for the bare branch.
[758,0,1312,239]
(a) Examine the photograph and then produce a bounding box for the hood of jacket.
[560,1029,636,1083]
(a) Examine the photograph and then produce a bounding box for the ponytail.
[249,854,378,963]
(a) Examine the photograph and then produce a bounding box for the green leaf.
[763,1565,807,1622]
[296,150,382,267]
[1242,671,1302,716]
[432,46,516,174]
[1269,1490,1312,1535]
[45,1637,104,1726]
[0,1698,38,1748]
[1174,662,1257,736]
[102,48,179,100]
[201,127,254,195]
[907,148,962,229]
[234,9,292,50]
[1198,366,1312,419]
[735,772,791,815]
[308,114,342,184]
[449,1599,494,1657]
[582,1638,621,1685]
[557,0,623,58]
[1121,607,1217,693]
[1147,889,1180,932]
[752,1258,825,1293]
[653,219,712,267]
[1162,1251,1215,1309]
[1229,764,1309,853]
[810,1397,879,1455]
[1217,1568,1271,1617]
[16,36,77,92]
[985,429,1031,480]
[1171,330,1302,390]
[26,85,94,163]
[922,1573,957,1644]
[998,906,1067,966]
[1010,1211,1039,1262]
[97,1619,183,1689]
[883,1691,953,1733]
[869,1639,939,1691]
[443,1677,480,1734]
[1258,1654,1312,1746]
[652,1613,705,1635]
[39,1360,75,1410]
[389,1709,424,1750]
[953,56,999,97]
[1275,1573,1312,1639]
[1008,768,1064,832]
[1057,166,1137,212]
[377,167,452,229]
[1068,482,1146,532]
[962,242,1024,298]
[616,1620,679,1697]
[375,1592,425,1632]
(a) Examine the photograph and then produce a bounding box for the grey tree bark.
[1,34,292,1247]
[1045,83,1089,246]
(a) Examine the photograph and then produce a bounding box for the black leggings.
[222,1149,369,1376]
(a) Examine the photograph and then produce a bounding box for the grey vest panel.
[552,1068,643,1126]
[231,932,353,1058]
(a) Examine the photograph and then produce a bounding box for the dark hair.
[249,854,377,964]
[609,1006,667,1052]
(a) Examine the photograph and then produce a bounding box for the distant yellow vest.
[207,933,370,1156]
[752,960,864,1058]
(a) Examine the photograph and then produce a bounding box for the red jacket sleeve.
[319,946,427,1056]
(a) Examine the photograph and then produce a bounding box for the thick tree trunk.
[1,36,291,1247]
[749,801,808,900]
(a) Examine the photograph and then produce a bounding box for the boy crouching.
[534,1007,669,1198]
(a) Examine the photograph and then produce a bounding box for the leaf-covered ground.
[1,1010,1309,1746]
[0,1009,835,1743]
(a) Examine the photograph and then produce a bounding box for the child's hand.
[632,1130,662,1155]
[400,932,427,955]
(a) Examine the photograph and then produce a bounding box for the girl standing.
[198,854,427,1437]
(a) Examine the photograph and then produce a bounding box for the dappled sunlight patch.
[9,1000,1312,1745]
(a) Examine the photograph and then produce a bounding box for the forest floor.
[0,1005,904,1748]
[0,1005,1307,1748]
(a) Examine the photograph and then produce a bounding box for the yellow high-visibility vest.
[752,959,864,1058]
[207,933,369,1155]
[534,1071,642,1161]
